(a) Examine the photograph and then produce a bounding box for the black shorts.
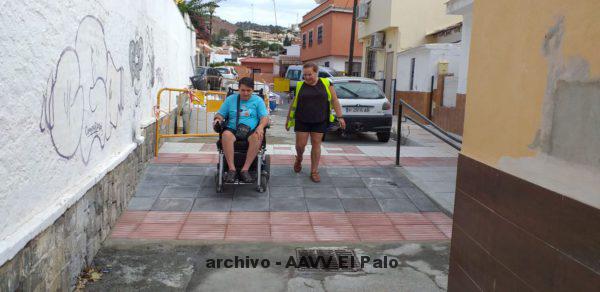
[294,120,329,133]
[224,127,255,140]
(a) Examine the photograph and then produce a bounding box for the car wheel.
[377,132,391,142]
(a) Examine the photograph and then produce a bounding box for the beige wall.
[358,0,461,79]
[462,0,600,208]
[358,0,461,50]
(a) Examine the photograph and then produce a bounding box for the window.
[409,58,416,91]
[324,61,330,67]
[302,34,306,48]
[317,26,323,44]
[334,82,385,99]
[286,69,302,81]
[309,30,313,47]
[366,50,376,78]
[318,71,331,78]
[195,67,206,76]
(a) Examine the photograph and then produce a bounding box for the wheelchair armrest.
[214,119,227,133]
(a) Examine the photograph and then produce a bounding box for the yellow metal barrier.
[273,77,290,92]
[154,88,226,157]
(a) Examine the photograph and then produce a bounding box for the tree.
[211,34,224,46]
[176,0,223,41]
[283,35,291,46]
[235,28,245,40]
[269,43,283,52]
[251,40,269,57]
[218,28,229,38]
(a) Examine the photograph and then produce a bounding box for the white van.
[285,65,337,93]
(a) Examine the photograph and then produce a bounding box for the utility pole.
[347,0,358,76]
[272,0,278,28]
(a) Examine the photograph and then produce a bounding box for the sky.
[214,0,318,28]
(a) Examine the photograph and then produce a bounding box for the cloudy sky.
[215,0,320,28]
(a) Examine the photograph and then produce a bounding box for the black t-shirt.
[295,79,329,123]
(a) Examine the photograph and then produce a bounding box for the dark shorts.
[294,120,329,133]
[224,127,255,140]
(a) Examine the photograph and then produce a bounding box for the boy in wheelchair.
[212,77,269,184]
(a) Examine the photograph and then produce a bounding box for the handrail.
[400,99,462,144]
[395,98,462,165]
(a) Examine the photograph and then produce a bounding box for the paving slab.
[304,186,338,198]
[134,184,165,198]
[269,186,303,198]
[159,186,200,198]
[332,177,367,188]
[192,197,232,212]
[305,198,344,211]
[151,198,194,212]
[127,197,157,211]
[231,196,270,212]
[336,187,373,198]
[369,186,408,199]
[269,198,307,211]
[341,198,382,212]
[324,167,360,177]
[378,198,420,212]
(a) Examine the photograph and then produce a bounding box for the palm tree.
[176,0,223,41]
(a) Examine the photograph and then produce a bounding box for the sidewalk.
[392,118,459,215]
[269,96,459,215]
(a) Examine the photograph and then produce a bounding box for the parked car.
[329,77,393,142]
[285,65,337,93]
[215,66,238,80]
[190,67,222,90]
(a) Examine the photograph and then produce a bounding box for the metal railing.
[154,88,226,157]
[395,98,462,166]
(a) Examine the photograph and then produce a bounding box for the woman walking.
[285,63,346,182]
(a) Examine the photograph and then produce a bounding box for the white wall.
[395,44,461,92]
[456,13,472,94]
[313,56,361,73]
[210,53,233,64]
[0,0,194,265]
[284,45,301,56]
[447,0,473,94]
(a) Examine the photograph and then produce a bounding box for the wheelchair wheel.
[263,154,271,180]
[257,175,267,193]
[215,172,223,193]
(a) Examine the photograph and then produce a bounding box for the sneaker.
[239,171,255,183]
[224,170,237,183]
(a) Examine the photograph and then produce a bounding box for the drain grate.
[295,248,361,272]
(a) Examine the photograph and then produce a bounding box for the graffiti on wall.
[39,15,125,165]
[40,15,168,164]
[129,27,162,107]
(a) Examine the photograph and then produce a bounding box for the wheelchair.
[213,88,271,193]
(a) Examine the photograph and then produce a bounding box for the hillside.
[235,21,286,33]
[210,17,288,35]
[211,16,238,34]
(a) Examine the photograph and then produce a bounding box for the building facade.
[448,0,600,290]
[240,57,275,74]
[300,0,362,75]
[357,0,461,97]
